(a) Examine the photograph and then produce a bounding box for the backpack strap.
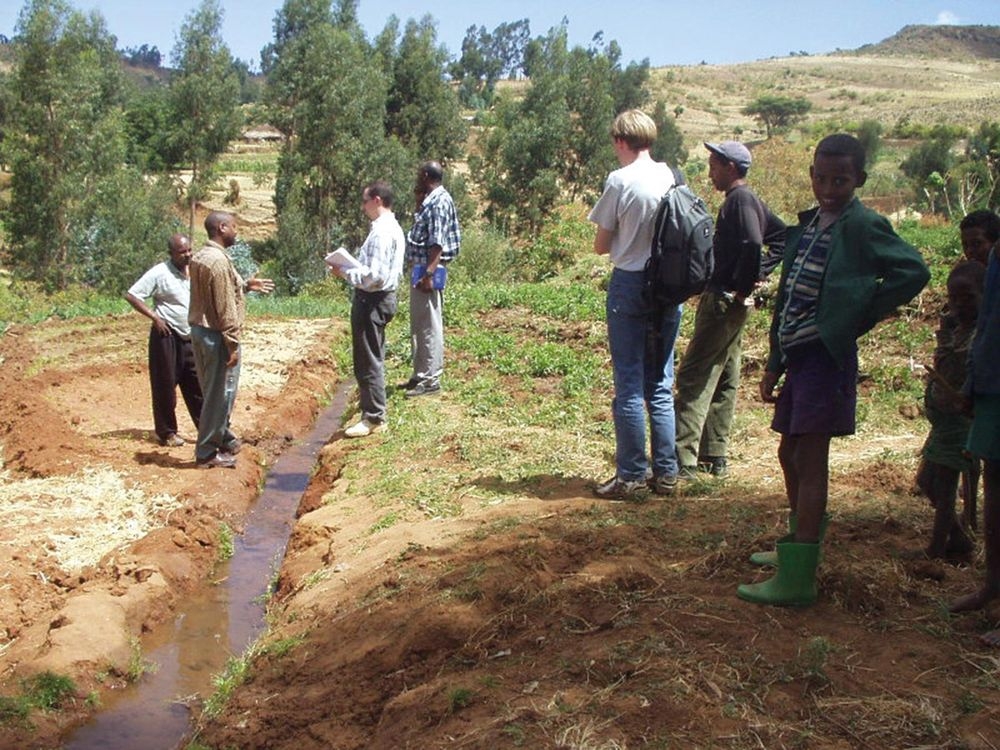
[649,184,676,261]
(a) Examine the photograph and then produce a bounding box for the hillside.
[7,236,1000,750]
[649,49,1000,146]
[853,24,1000,60]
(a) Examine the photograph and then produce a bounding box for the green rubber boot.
[748,513,797,566]
[749,533,793,566]
[749,513,828,567]
[737,540,820,607]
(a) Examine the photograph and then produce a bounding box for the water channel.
[62,382,351,750]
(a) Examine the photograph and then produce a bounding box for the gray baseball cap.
[704,141,752,170]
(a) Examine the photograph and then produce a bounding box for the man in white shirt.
[330,181,406,437]
[125,233,204,447]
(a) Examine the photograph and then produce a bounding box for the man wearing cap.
[674,141,786,478]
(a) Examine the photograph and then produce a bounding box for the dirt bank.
[0,313,342,749]
[4,302,1000,750]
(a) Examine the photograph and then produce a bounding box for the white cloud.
[935,11,961,25]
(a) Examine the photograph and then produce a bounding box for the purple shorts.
[772,342,858,437]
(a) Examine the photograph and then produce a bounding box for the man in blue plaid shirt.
[403,161,461,397]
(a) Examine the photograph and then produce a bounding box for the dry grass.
[0,463,180,571]
[649,54,1000,143]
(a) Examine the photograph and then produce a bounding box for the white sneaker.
[344,419,387,438]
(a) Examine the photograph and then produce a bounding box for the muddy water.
[63,382,351,750]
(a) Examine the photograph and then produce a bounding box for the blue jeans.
[606,269,682,481]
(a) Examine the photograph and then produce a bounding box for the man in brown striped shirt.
[188,211,273,468]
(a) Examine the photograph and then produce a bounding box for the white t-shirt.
[127,260,192,337]
[589,156,675,272]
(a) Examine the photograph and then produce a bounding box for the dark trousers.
[149,326,203,441]
[351,289,397,423]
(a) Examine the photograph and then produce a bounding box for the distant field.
[219,51,998,232]
[648,54,1000,144]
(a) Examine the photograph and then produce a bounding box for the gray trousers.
[409,287,443,387]
[674,291,749,468]
[352,289,396,423]
[190,325,240,461]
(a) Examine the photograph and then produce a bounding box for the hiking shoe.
[405,382,441,398]
[223,438,242,455]
[593,475,648,500]
[159,434,185,447]
[398,377,419,390]
[649,474,678,496]
[197,452,237,469]
[698,456,728,477]
[678,465,699,480]
[344,418,388,438]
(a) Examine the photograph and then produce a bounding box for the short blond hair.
[611,109,657,151]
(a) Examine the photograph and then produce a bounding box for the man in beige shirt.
[188,211,273,468]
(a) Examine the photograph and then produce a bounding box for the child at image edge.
[911,212,996,561]
[950,214,1000,646]
[914,260,985,561]
[740,133,930,607]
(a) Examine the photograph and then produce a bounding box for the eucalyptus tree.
[0,0,173,291]
[168,0,242,235]
[263,0,408,293]
[383,15,465,164]
[451,19,530,108]
[650,100,688,168]
[473,23,650,234]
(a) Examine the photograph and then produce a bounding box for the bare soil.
[4,302,1000,749]
[188,341,1000,750]
[0,313,342,748]
[3,48,1000,748]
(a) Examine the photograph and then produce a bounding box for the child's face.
[960,227,993,265]
[947,276,982,325]
[810,153,864,215]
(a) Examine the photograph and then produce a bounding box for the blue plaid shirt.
[406,185,461,266]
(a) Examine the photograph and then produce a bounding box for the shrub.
[519,205,593,282]
[746,138,814,221]
[897,218,961,289]
[446,223,515,286]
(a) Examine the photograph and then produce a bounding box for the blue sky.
[2,1,999,68]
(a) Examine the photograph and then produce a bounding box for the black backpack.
[643,180,715,313]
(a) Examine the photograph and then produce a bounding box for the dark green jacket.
[767,197,929,373]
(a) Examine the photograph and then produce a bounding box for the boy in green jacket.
[740,133,930,607]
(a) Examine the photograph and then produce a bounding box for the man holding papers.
[327,181,406,438]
